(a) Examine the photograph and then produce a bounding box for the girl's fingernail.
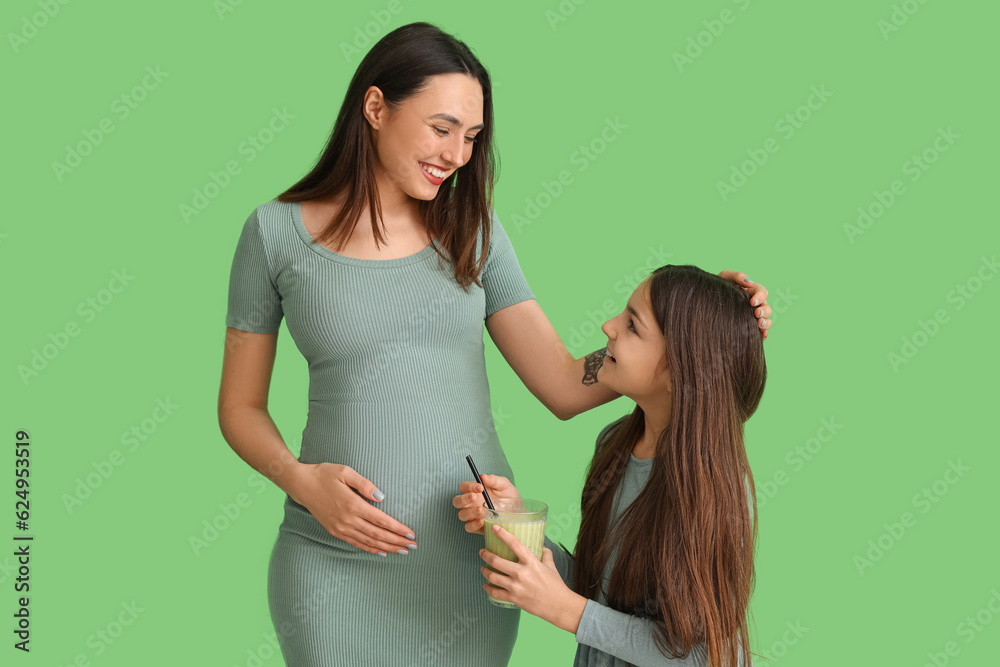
[377,551,387,557]
[396,549,409,555]
[373,489,385,501]
[407,543,417,550]
[406,533,415,540]
[753,298,759,307]
[743,278,754,283]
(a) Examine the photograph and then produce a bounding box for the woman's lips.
[420,162,446,185]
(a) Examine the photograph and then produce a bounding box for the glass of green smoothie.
[482,498,548,609]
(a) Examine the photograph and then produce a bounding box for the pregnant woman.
[217,22,772,666]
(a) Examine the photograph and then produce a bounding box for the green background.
[4,0,997,665]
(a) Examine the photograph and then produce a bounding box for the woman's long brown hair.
[276,22,497,289]
[573,265,767,666]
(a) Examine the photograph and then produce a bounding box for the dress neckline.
[290,200,440,268]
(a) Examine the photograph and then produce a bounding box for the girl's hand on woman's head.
[479,525,587,633]
[718,270,772,340]
[452,474,520,534]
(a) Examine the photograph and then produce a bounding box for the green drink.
[482,498,548,609]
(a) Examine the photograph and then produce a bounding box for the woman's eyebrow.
[430,112,484,130]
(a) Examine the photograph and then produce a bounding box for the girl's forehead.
[632,278,653,307]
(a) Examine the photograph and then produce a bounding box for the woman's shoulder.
[237,198,301,251]
[253,198,295,232]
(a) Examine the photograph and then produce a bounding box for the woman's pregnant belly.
[285,396,514,554]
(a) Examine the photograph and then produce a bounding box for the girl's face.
[365,73,484,201]
[599,278,672,404]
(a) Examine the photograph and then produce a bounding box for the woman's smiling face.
[364,72,484,201]
[599,278,671,403]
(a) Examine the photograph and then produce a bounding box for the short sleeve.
[481,209,534,318]
[226,209,283,333]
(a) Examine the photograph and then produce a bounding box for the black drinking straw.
[465,455,498,517]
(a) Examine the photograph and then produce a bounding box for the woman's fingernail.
[753,298,759,307]
[743,278,754,283]
[407,543,417,550]
[405,533,415,540]
[396,549,409,555]
[373,489,385,501]
[377,551,387,557]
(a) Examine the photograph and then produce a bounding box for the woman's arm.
[218,328,307,496]
[485,299,620,420]
[485,273,771,420]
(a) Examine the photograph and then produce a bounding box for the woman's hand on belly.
[291,462,418,556]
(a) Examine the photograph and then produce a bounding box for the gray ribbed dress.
[225,199,535,666]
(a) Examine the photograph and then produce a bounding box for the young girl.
[455,264,765,666]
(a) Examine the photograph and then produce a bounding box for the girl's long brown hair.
[573,265,767,667]
[276,22,497,289]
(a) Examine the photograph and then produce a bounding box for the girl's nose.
[601,318,614,339]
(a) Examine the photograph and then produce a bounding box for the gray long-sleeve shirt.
[544,418,753,667]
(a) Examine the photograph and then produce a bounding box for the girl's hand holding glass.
[479,524,587,633]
